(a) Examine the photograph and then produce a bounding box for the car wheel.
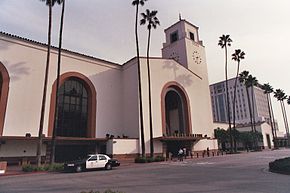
[76,165,82,172]
[105,163,112,170]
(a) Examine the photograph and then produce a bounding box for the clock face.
[192,51,202,64]
[169,51,180,62]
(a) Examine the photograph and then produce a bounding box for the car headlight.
[67,164,75,167]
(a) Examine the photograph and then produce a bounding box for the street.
[0,149,290,193]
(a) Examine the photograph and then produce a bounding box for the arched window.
[161,82,191,136]
[0,63,9,136]
[48,72,96,138]
[56,78,88,137]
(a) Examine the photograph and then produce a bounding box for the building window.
[56,78,88,137]
[170,31,179,43]
[189,32,195,41]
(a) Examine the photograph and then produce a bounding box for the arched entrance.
[0,63,9,136]
[48,72,97,162]
[161,82,192,157]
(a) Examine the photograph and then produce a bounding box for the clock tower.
[162,19,209,80]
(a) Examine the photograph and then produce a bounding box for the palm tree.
[37,0,61,167]
[261,83,277,148]
[231,49,245,137]
[140,9,160,158]
[239,71,254,143]
[50,0,65,164]
[286,96,290,146]
[218,35,233,153]
[275,89,289,147]
[132,0,147,157]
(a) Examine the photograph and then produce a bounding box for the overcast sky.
[1,0,290,133]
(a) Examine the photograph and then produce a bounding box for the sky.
[1,0,290,133]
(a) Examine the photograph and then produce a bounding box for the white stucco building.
[0,19,217,163]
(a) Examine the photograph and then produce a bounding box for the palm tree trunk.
[246,86,254,147]
[51,0,65,164]
[36,1,52,167]
[146,28,154,158]
[251,86,258,149]
[269,96,278,144]
[135,5,145,157]
[281,101,290,146]
[266,93,275,148]
[224,46,233,153]
[232,61,240,152]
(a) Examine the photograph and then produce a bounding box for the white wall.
[0,140,46,157]
[193,139,218,151]
[107,139,139,155]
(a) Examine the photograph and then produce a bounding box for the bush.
[80,190,125,193]
[154,156,165,162]
[22,163,64,172]
[134,156,165,163]
[269,157,290,175]
[134,157,147,163]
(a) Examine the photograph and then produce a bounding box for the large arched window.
[48,72,96,138]
[161,82,191,136]
[0,63,9,136]
[56,78,88,137]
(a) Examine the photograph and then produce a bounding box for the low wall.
[0,161,7,174]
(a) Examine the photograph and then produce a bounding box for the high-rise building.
[210,78,274,126]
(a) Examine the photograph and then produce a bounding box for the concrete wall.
[0,140,46,157]
[193,139,218,151]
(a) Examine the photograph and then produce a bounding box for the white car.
[64,154,120,172]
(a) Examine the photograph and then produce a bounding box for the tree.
[140,9,160,158]
[132,0,147,157]
[37,0,62,167]
[239,71,255,146]
[231,49,245,136]
[50,0,65,164]
[246,75,258,149]
[275,89,290,146]
[261,83,277,148]
[214,128,229,151]
[218,34,233,153]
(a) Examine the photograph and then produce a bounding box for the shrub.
[134,157,147,163]
[80,190,125,193]
[154,156,165,162]
[22,163,64,172]
[269,157,290,175]
[22,164,35,172]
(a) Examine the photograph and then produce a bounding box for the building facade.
[0,20,217,164]
[210,78,273,125]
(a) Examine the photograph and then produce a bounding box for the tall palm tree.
[132,0,147,157]
[261,83,277,148]
[248,76,258,131]
[239,71,254,144]
[140,9,160,158]
[286,96,290,146]
[37,0,61,167]
[231,49,245,134]
[50,0,65,164]
[218,35,233,153]
[275,89,289,147]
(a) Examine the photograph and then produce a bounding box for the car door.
[96,155,108,168]
[86,155,98,169]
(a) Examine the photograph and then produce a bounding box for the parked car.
[64,154,120,172]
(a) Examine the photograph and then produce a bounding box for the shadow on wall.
[2,61,30,81]
[163,60,193,87]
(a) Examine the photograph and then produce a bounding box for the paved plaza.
[0,149,290,193]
